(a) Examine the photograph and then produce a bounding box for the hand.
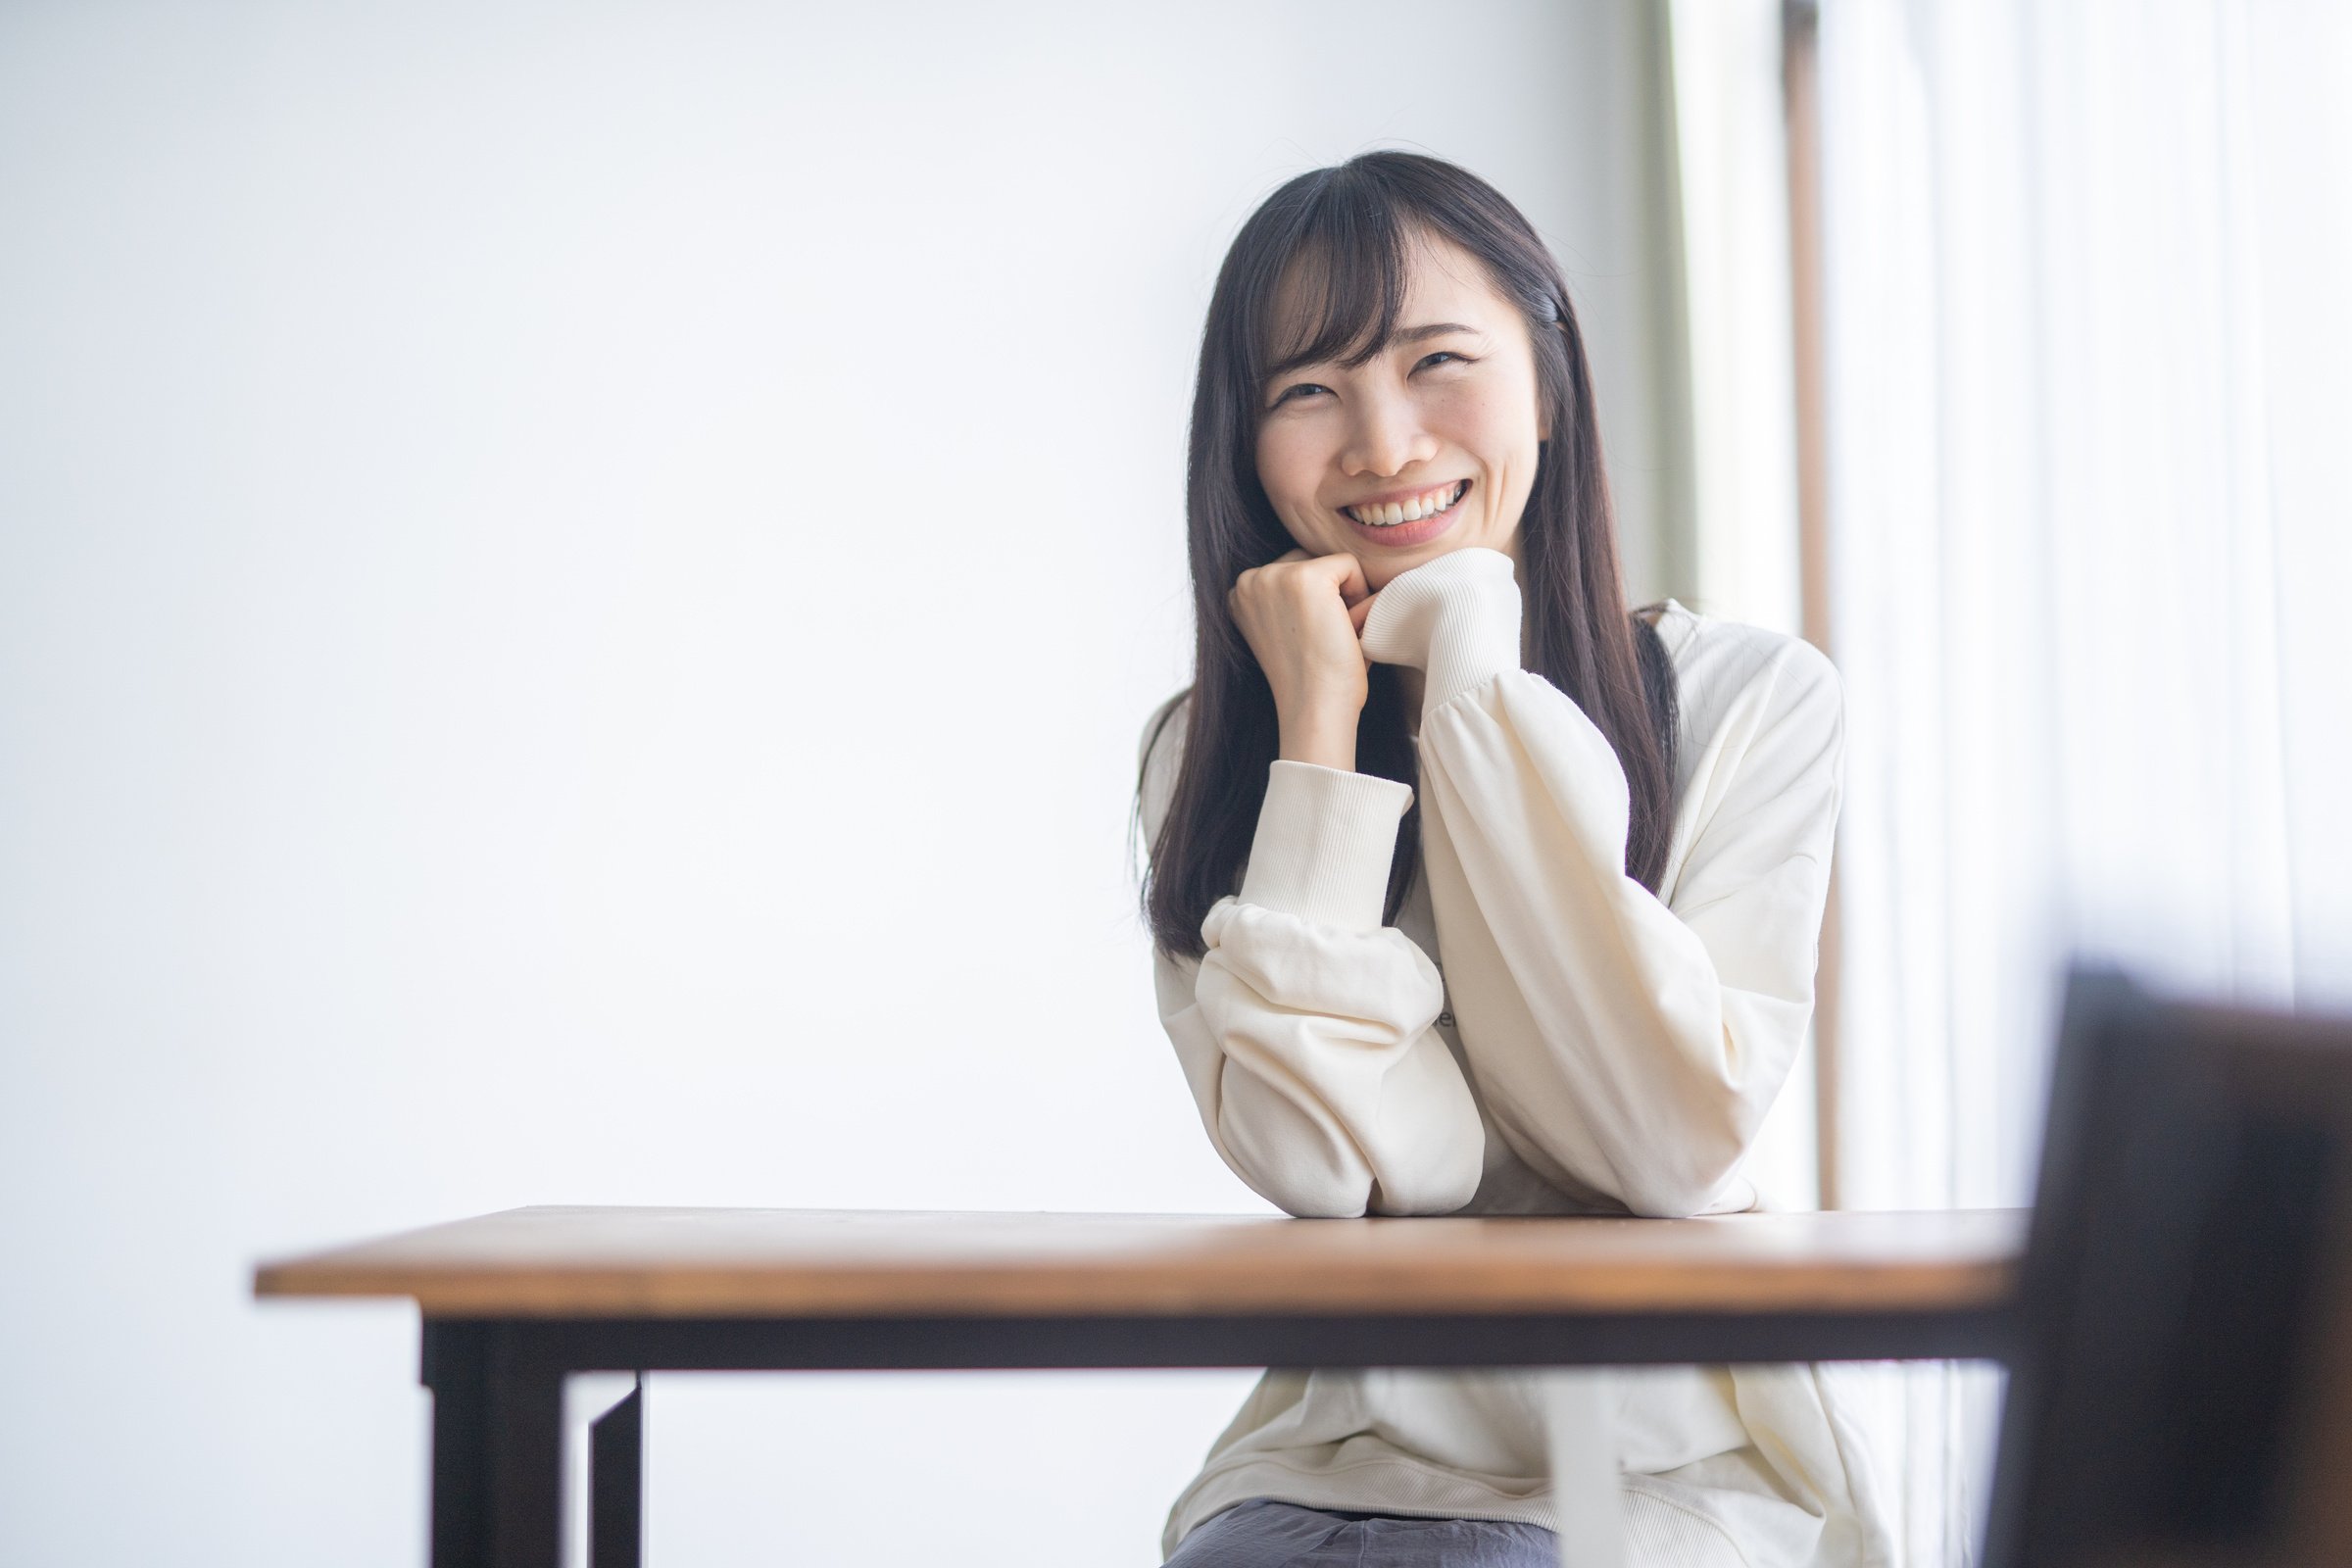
[1357,546,1523,721]
[1228,549,1379,770]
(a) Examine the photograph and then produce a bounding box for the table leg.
[1543,1368,1626,1568]
[422,1321,564,1568]
[589,1379,643,1568]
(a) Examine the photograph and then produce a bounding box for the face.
[1254,229,1548,591]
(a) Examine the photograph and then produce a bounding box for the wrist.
[1278,710,1358,772]
[1238,760,1415,931]
[1359,548,1524,717]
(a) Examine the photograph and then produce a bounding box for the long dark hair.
[1142,151,1679,961]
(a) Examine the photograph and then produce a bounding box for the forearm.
[1154,760,1486,1217]
[1359,548,1840,1216]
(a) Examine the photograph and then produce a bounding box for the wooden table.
[254,1205,2024,1568]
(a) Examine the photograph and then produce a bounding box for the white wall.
[0,3,1676,1562]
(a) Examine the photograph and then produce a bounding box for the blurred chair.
[1983,966,2352,1568]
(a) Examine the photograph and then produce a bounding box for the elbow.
[1227,1139,1376,1219]
[1609,1059,1778,1217]
[1368,1154,1484,1217]
[1272,1167,1478,1220]
[1264,1174,1373,1220]
[1282,1192,1373,1220]
[1612,1126,1750,1219]
[1616,1176,1721,1220]
[1249,1148,1482,1219]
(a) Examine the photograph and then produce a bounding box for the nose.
[1339,383,1437,479]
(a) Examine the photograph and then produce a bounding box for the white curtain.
[1663,0,1823,1207]
[1814,1,2352,1562]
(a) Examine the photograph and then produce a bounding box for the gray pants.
[1165,1498,1561,1567]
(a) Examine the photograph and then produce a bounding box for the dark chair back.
[1983,966,2352,1568]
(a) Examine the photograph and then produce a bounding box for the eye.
[1415,351,1473,371]
[1270,382,1329,408]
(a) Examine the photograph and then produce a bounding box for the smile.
[1343,479,1470,527]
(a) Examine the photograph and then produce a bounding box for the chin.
[1363,536,1473,585]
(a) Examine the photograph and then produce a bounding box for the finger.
[1323,552,1372,606]
[1275,548,1312,564]
[1348,591,1380,633]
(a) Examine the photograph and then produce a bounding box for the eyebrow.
[1393,321,1485,343]
[1266,321,1491,384]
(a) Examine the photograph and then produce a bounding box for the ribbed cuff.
[1236,760,1414,931]
[1358,547,1525,719]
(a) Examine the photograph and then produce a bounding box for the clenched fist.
[1228,549,1381,771]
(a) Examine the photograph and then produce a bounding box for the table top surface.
[252,1205,2027,1321]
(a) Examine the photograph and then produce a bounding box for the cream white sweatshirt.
[1141,548,1890,1567]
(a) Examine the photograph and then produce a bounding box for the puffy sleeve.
[1359,547,1843,1218]
[1138,697,1485,1218]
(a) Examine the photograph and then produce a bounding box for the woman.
[1136,153,1886,1567]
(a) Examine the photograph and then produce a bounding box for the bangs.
[1249,184,1421,390]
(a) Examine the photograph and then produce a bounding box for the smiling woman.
[1150,153,1682,960]
[1256,250,1544,573]
[1134,153,1883,1567]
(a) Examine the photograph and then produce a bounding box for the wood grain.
[252,1205,2024,1321]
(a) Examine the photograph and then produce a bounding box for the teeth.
[1348,480,1465,526]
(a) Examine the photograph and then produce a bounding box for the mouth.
[1340,478,1471,547]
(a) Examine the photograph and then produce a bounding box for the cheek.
[1431,380,1516,441]
[1254,428,1323,513]
[1449,385,1543,476]
[1467,383,1543,451]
